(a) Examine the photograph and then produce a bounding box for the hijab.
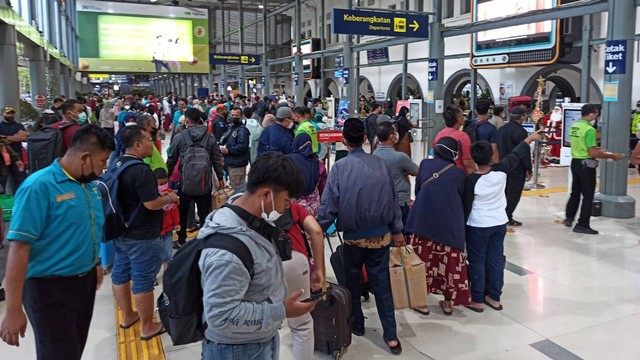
[434,136,459,164]
[287,133,319,196]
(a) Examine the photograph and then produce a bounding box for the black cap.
[510,107,526,116]
[343,118,365,145]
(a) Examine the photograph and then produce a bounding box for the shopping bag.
[211,188,234,210]
[389,245,429,310]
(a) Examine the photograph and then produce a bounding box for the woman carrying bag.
[405,137,471,315]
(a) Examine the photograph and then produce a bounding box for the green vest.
[295,120,319,154]
[569,119,596,159]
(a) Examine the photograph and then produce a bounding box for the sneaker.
[573,225,598,235]
[563,218,573,227]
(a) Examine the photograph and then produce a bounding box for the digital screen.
[292,39,313,73]
[473,0,557,56]
[77,0,209,74]
[562,108,582,146]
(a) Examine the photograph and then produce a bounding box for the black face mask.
[4,116,15,122]
[150,128,159,138]
[232,117,242,126]
[78,157,100,183]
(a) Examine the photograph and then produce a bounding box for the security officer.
[564,104,624,235]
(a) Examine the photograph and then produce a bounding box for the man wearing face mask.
[171,98,189,135]
[564,104,624,235]
[0,125,115,358]
[111,125,180,341]
[49,100,85,155]
[167,108,225,247]
[373,122,419,230]
[317,118,405,355]
[117,101,134,127]
[211,104,229,142]
[257,106,295,156]
[198,153,318,360]
[136,114,168,174]
[220,107,250,189]
[0,106,28,187]
[496,107,532,227]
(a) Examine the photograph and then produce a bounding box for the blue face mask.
[76,112,88,125]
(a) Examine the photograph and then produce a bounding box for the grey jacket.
[198,206,287,344]
[166,125,224,181]
[318,148,403,240]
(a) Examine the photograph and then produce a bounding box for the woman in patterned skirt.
[405,136,471,315]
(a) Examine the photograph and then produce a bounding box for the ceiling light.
[150,0,157,2]
[258,5,264,9]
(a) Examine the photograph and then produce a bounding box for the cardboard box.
[211,188,234,210]
[389,246,429,310]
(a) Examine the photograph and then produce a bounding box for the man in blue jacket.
[221,107,250,189]
[257,106,294,156]
[317,118,404,356]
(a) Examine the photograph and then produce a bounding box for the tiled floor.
[2,160,640,359]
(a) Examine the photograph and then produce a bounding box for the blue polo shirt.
[8,160,104,279]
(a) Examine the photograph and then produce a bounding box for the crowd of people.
[0,89,628,360]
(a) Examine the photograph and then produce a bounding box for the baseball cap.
[510,107,526,116]
[3,106,16,113]
[276,106,293,120]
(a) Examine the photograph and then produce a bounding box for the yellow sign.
[394,18,406,33]
[241,56,248,64]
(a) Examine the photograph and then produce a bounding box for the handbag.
[419,163,455,189]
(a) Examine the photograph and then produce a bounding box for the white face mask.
[261,191,283,223]
[590,120,596,126]
[286,120,295,129]
[124,105,131,110]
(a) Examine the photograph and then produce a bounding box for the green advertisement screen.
[77,0,209,74]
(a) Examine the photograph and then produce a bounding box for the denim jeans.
[111,237,164,294]
[466,225,507,303]
[202,334,279,360]
[343,243,397,342]
[23,269,97,360]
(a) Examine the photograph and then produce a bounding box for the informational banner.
[499,82,513,104]
[338,100,350,126]
[209,53,261,66]
[332,8,429,38]
[77,0,209,73]
[367,48,389,64]
[604,40,627,75]
[318,130,344,143]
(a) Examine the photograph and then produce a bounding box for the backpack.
[181,133,213,196]
[95,159,145,241]
[27,123,75,174]
[464,121,479,143]
[157,232,254,346]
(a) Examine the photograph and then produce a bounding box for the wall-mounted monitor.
[471,0,560,68]
[77,0,210,74]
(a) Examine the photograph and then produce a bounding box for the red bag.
[169,159,181,183]
[163,113,172,131]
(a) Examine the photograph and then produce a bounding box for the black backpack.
[27,123,75,173]
[464,121,479,143]
[157,232,254,346]
[180,134,213,196]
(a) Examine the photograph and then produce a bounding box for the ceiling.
[105,0,293,12]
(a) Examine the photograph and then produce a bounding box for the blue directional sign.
[604,40,626,75]
[210,53,261,66]
[343,68,350,85]
[332,9,429,39]
[427,60,438,81]
[334,70,343,78]
[293,73,299,86]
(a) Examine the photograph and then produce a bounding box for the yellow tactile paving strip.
[521,177,640,197]
[115,294,166,360]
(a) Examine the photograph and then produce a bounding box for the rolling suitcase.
[312,257,352,359]
[326,232,371,300]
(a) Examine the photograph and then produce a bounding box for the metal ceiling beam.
[443,0,608,37]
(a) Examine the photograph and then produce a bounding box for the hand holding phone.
[301,290,328,303]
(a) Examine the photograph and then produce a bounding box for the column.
[60,65,70,97]
[0,23,20,120]
[261,0,269,96]
[596,0,636,218]
[426,0,445,148]
[29,46,48,108]
[48,59,61,98]
[295,0,304,104]
[238,0,245,95]
[343,0,357,116]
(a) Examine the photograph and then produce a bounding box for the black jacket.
[221,124,250,168]
[166,125,224,181]
[212,114,228,142]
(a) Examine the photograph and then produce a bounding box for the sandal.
[439,300,453,316]
[484,298,503,311]
[465,305,484,313]
[412,307,430,316]
[507,219,523,227]
[141,326,166,341]
[119,315,140,329]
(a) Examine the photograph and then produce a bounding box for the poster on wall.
[337,100,350,127]
[77,0,210,73]
[499,82,513,104]
[395,100,410,116]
